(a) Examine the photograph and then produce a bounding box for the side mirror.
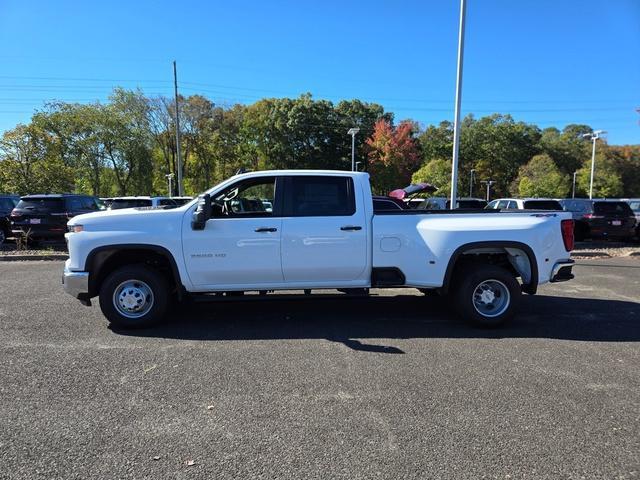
[191,194,212,230]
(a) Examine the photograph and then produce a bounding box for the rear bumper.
[550,260,574,283]
[12,227,66,239]
[62,262,89,300]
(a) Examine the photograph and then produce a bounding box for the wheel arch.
[441,241,538,295]
[85,244,184,299]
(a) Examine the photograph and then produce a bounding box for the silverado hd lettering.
[63,170,575,328]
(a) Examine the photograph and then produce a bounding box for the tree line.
[0,88,638,199]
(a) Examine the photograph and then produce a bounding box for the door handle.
[255,227,278,233]
[340,225,362,231]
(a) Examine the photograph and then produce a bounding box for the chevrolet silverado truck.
[63,170,575,328]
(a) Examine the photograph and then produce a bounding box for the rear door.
[593,202,635,232]
[280,175,368,283]
[11,197,67,236]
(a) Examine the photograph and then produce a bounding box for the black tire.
[99,265,169,329]
[0,227,6,245]
[453,264,521,328]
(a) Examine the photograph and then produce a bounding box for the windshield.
[0,198,17,210]
[523,200,562,210]
[110,199,152,209]
[16,198,65,212]
[593,202,633,215]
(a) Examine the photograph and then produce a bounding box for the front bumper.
[550,260,575,282]
[62,262,90,299]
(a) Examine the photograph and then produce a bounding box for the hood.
[68,206,186,231]
[388,183,438,200]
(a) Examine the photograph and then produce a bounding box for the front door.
[183,176,284,288]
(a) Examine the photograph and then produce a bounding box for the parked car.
[560,199,636,241]
[420,197,488,210]
[63,170,575,329]
[0,194,19,245]
[372,195,406,212]
[108,196,188,210]
[11,194,102,243]
[623,199,640,239]
[486,198,563,211]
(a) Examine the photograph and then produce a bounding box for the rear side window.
[287,176,355,216]
[16,198,65,212]
[523,200,562,210]
[594,202,633,215]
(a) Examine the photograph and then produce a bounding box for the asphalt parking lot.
[1,260,639,479]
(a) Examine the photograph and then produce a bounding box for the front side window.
[213,177,276,217]
[286,176,355,217]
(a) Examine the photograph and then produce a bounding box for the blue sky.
[1,0,639,144]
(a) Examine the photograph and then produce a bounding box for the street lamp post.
[347,128,360,171]
[572,171,577,198]
[449,0,467,209]
[582,130,606,199]
[165,173,174,198]
[481,180,495,201]
[469,168,476,197]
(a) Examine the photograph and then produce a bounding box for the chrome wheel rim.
[112,279,154,319]
[472,279,510,318]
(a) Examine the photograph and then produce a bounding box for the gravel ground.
[0,259,639,479]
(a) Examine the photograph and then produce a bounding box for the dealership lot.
[1,260,639,479]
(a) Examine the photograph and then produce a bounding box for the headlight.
[68,225,84,233]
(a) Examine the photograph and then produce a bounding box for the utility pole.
[481,180,495,201]
[572,171,577,198]
[347,128,359,171]
[582,130,606,199]
[173,61,184,196]
[449,0,467,209]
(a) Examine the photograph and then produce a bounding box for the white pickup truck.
[63,170,575,328]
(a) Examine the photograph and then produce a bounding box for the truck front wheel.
[454,264,521,328]
[99,265,169,329]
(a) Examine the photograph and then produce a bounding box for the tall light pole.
[582,130,606,199]
[481,180,495,201]
[449,0,467,209]
[469,168,476,197]
[173,61,184,196]
[347,128,360,171]
[572,171,577,198]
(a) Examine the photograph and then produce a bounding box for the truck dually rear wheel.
[453,264,521,328]
[99,265,169,329]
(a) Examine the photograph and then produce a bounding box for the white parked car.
[486,198,563,211]
[108,196,191,210]
[63,170,575,329]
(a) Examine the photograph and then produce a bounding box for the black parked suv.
[560,199,636,241]
[11,194,102,243]
[0,194,19,245]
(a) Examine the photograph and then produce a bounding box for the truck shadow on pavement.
[112,293,640,352]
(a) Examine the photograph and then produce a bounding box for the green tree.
[411,158,451,196]
[575,154,623,198]
[512,154,570,198]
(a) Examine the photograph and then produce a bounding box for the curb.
[571,251,612,259]
[0,254,68,262]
